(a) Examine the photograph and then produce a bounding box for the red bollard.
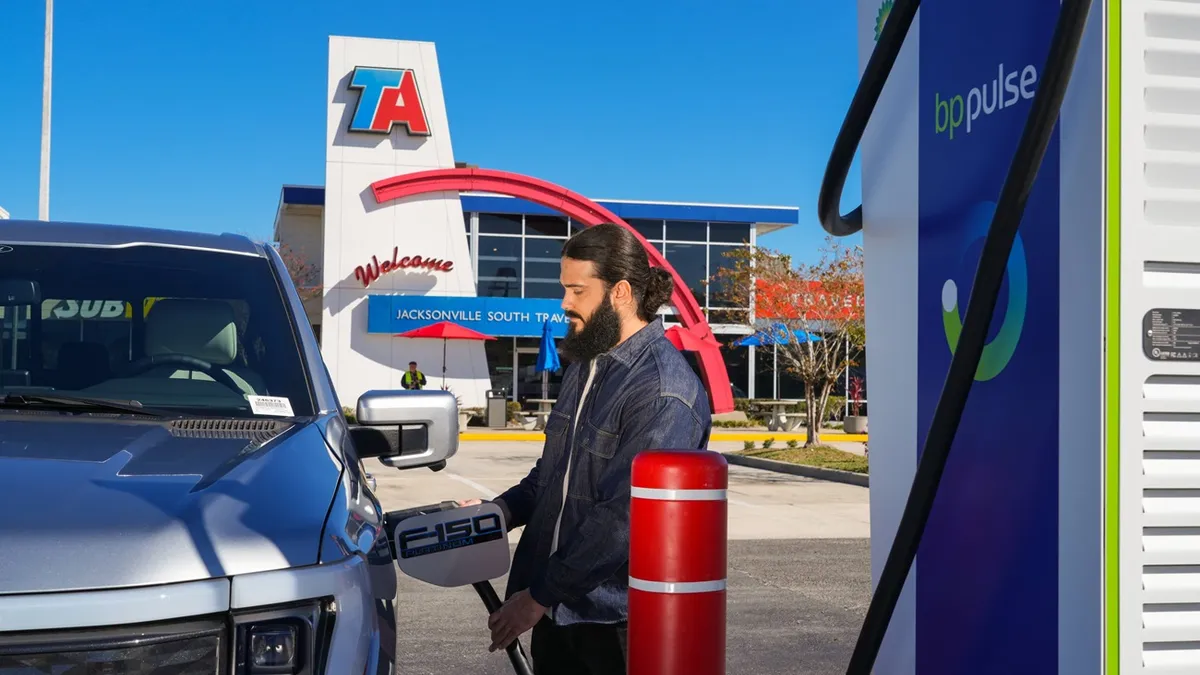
[627,449,728,675]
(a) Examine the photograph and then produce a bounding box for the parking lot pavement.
[370,441,870,540]
[373,441,872,674]
[392,539,871,675]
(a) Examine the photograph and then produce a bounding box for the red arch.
[370,167,734,414]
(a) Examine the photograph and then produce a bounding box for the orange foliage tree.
[710,235,864,445]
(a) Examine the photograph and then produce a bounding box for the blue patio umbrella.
[535,319,561,399]
[734,323,823,400]
[734,323,823,347]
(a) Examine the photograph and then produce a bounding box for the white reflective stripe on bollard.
[630,487,727,501]
[628,577,727,594]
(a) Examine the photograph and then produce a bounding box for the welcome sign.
[366,295,571,338]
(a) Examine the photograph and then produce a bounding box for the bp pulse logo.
[934,63,1039,140]
[873,0,893,42]
[347,66,431,136]
[940,201,1027,380]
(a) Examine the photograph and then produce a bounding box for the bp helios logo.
[934,63,1039,140]
[940,201,1027,380]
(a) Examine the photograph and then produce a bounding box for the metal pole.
[773,343,778,399]
[39,0,53,221]
[845,336,850,417]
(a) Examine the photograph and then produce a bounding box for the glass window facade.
[709,221,751,244]
[477,236,521,297]
[466,213,753,319]
[524,238,564,299]
[463,211,771,401]
[626,218,665,241]
[665,243,706,307]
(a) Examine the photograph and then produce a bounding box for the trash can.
[486,389,508,429]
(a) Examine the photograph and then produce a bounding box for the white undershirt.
[550,358,597,556]
[548,359,598,619]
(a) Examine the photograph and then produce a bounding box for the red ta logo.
[347,66,431,136]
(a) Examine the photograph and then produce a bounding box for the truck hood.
[0,414,343,594]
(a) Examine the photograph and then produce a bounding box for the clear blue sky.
[0,0,863,263]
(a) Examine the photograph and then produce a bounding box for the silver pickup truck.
[0,219,459,673]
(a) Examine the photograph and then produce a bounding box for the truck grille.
[0,618,225,675]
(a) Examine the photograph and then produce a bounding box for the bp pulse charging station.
[851,0,1200,673]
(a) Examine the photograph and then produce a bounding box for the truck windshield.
[0,243,315,418]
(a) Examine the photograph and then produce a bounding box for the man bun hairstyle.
[643,268,675,320]
[563,222,675,322]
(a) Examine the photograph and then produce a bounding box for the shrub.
[506,401,526,424]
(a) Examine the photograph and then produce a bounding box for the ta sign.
[347,66,431,136]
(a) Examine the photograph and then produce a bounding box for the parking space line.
[445,471,756,508]
[444,472,498,499]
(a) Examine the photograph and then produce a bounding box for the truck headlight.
[249,622,300,673]
[234,600,334,675]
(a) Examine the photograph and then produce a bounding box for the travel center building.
[272,36,799,411]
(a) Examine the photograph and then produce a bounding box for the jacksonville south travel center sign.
[367,296,571,338]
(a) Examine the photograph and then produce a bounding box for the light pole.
[39,0,52,221]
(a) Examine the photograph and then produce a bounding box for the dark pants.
[530,617,627,675]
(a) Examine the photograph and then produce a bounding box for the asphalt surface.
[393,539,871,675]
[376,442,872,674]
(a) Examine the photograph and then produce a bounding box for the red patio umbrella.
[665,325,720,352]
[394,321,496,388]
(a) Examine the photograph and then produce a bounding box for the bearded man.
[458,222,712,674]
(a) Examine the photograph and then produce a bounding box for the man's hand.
[487,589,548,652]
[456,498,515,530]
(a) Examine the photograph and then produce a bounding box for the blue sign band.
[367,295,571,338]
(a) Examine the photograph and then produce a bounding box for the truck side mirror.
[349,389,459,471]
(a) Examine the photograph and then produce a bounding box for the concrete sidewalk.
[371,440,870,540]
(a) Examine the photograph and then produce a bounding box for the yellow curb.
[460,432,546,441]
[459,431,868,443]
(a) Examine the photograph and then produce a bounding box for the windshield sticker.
[247,395,294,417]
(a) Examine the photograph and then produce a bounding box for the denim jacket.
[496,318,712,626]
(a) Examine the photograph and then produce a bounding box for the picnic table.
[526,398,557,430]
[756,399,804,432]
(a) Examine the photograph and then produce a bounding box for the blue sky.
[0,0,863,263]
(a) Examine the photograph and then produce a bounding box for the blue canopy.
[536,319,562,373]
[734,323,823,347]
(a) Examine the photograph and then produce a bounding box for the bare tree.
[710,236,865,446]
[276,242,322,302]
